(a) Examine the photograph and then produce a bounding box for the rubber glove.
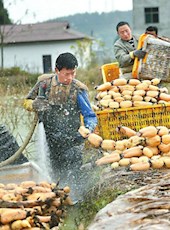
[23,99,34,111]
[32,96,50,112]
[133,49,146,59]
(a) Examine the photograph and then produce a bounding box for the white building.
[0,21,91,73]
[133,0,170,37]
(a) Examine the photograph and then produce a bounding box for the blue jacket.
[77,89,98,132]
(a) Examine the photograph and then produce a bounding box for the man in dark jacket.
[24,52,98,201]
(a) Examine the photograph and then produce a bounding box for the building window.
[43,55,52,73]
[144,7,159,23]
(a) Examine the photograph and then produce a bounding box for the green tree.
[71,38,94,68]
[0,0,12,24]
[70,38,104,69]
[0,0,12,70]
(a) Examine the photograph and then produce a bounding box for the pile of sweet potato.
[0,180,73,229]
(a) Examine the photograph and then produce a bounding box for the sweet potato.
[24,206,42,215]
[14,187,29,195]
[130,162,150,171]
[31,186,52,193]
[0,224,11,230]
[20,181,36,188]
[0,183,5,189]
[95,153,121,166]
[51,198,61,208]
[2,193,22,202]
[5,184,17,190]
[78,126,90,138]
[11,219,31,230]
[0,209,27,224]
[39,181,51,189]
[0,189,7,199]
[36,215,51,223]
[123,146,143,158]
[63,186,70,193]
[62,196,73,205]
[27,192,56,201]
[24,228,41,230]
[0,208,12,215]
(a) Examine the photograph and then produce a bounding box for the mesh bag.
[139,37,170,82]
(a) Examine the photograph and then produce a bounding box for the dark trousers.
[48,142,85,201]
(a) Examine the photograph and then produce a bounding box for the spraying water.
[34,122,52,182]
[31,116,100,203]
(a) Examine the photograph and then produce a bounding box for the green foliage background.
[51,11,132,51]
[0,0,12,25]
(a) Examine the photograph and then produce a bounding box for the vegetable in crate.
[143,147,154,158]
[157,126,169,136]
[146,135,161,147]
[133,101,153,107]
[112,78,127,86]
[116,126,137,137]
[95,82,113,91]
[137,126,158,138]
[161,134,170,144]
[120,100,132,108]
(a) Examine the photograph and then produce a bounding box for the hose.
[0,113,38,168]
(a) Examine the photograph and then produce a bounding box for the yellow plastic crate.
[96,104,170,140]
[101,62,120,83]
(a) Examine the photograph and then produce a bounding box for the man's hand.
[78,126,91,138]
[32,96,50,112]
[23,99,34,111]
[93,126,100,135]
[133,49,146,59]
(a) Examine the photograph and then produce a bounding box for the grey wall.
[132,0,170,37]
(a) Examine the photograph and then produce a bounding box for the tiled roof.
[1,21,89,44]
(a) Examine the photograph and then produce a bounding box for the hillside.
[50,11,132,56]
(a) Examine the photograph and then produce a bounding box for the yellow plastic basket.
[101,62,120,83]
[96,104,170,140]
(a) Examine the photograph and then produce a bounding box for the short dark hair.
[145,26,158,35]
[116,21,130,32]
[55,52,78,71]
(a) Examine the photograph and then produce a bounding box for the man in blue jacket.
[24,52,98,201]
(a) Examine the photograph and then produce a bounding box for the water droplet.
[64,109,69,115]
